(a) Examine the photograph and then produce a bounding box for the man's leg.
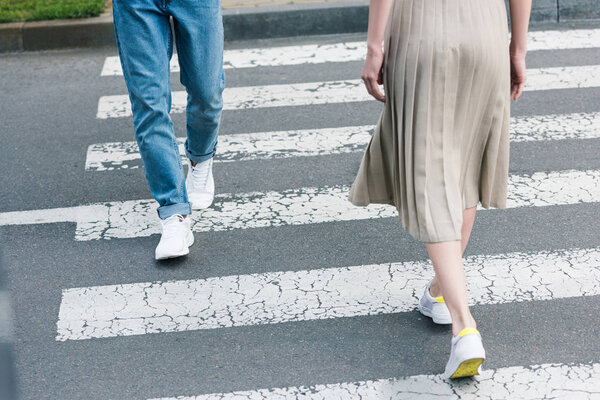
[113,0,191,220]
[171,1,224,163]
[169,0,224,209]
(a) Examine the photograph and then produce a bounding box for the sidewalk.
[1,0,599,53]
[222,0,353,8]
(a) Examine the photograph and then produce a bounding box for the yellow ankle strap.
[457,327,480,337]
[434,296,445,303]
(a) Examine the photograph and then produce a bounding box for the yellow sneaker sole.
[450,358,484,379]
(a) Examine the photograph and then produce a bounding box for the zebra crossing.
[57,246,600,341]
[85,112,600,172]
[3,27,600,399]
[148,361,600,400]
[2,168,600,240]
[99,28,600,76]
[96,65,600,119]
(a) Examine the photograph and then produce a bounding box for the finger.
[512,84,520,101]
[369,78,386,102]
[515,81,524,100]
[363,77,374,97]
[518,75,526,98]
[510,77,521,101]
[377,67,384,85]
[364,77,382,102]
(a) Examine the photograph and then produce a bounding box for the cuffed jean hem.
[185,147,216,164]
[157,202,192,220]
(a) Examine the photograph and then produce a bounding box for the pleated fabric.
[348,0,511,242]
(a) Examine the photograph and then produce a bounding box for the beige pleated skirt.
[348,0,511,242]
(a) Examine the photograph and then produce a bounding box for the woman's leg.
[429,206,476,296]
[427,206,478,336]
[460,206,477,252]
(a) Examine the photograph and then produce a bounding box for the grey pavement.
[1,26,600,399]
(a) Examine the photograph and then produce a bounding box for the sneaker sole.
[449,358,484,379]
[155,231,195,260]
[190,198,214,210]
[155,247,189,260]
[418,303,452,325]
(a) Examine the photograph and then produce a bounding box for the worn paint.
[56,247,600,340]
[99,29,600,76]
[84,112,600,171]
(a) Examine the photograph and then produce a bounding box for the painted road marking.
[101,42,365,76]
[85,112,600,171]
[149,361,600,400]
[85,125,374,171]
[1,168,599,241]
[57,246,600,340]
[100,29,600,76]
[97,79,367,119]
[96,65,600,119]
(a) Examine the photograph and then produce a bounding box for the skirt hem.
[348,195,508,243]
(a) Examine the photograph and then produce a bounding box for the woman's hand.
[510,50,527,101]
[508,0,531,101]
[362,49,385,102]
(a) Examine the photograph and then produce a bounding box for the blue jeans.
[113,0,225,219]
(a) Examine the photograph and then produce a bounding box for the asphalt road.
[1,22,600,399]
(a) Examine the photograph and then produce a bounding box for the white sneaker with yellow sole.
[443,327,486,379]
[418,280,452,324]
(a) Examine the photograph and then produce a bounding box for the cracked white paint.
[526,65,600,91]
[101,41,366,76]
[1,169,600,241]
[527,28,600,51]
[96,65,600,119]
[97,79,369,119]
[510,111,600,143]
[85,125,375,171]
[85,111,600,171]
[96,79,372,119]
[149,362,600,399]
[100,29,600,76]
[56,246,600,340]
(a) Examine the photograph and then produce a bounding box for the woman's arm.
[362,0,393,102]
[508,0,532,100]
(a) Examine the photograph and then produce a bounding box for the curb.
[223,1,368,41]
[1,0,599,53]
[0,11,114,53]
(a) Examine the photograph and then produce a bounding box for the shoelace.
[190,159,212,189]
[161,214,185,238]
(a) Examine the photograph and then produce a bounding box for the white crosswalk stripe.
[96,65,600,119]
[149,361,600,400]
[85,111,600,171]
[85,125,374,171]
[56,246,600,340]
[2,169,600,241]
[97,79,368,119]
[100,28,600,76]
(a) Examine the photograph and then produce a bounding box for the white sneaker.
[418,280,452,324]
[155,214,194,260]
[443,327,486,379]
[186,158,215,210]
